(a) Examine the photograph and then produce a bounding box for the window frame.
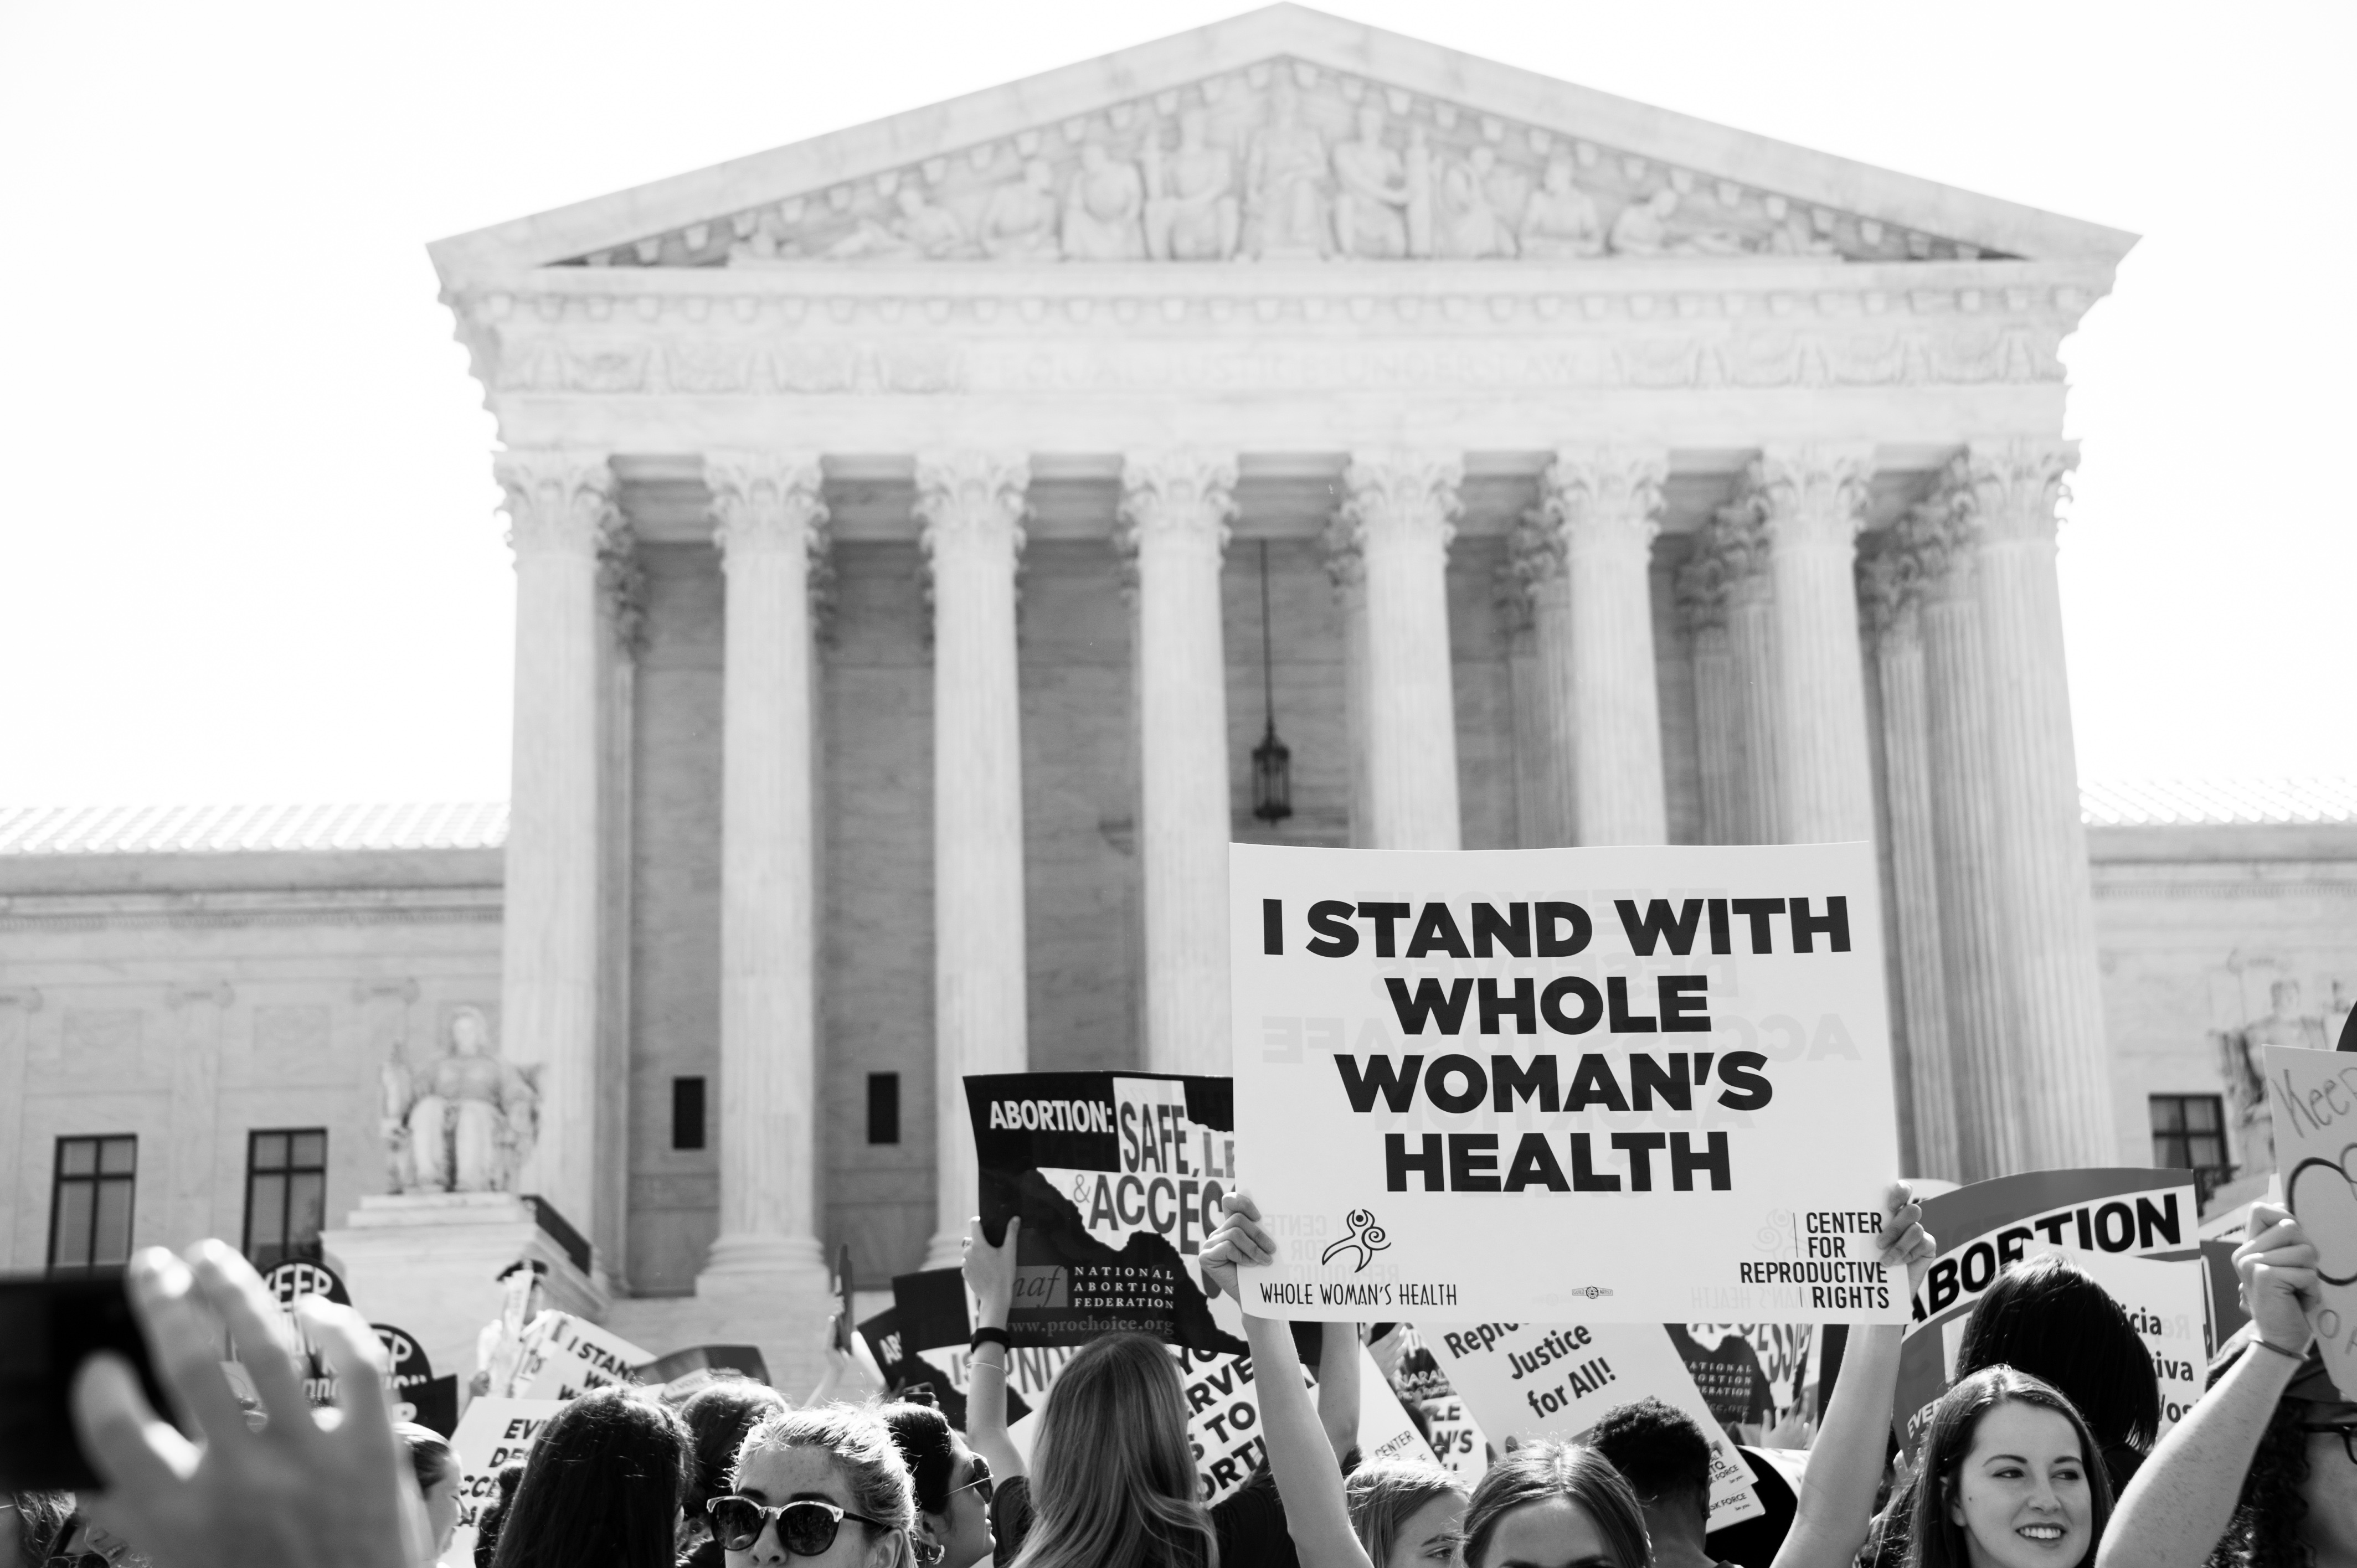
[2149,1092,2232,1202]
[48,1133,138,1275]
[241,1127,329,1271]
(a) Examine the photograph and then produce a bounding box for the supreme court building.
[10,8,2350,1386]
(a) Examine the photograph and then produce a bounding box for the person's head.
[1345,1459,1468,1568]
[1017,1332,1213,1568]
[881,1401,995,1568]
[1544,157,1574,194]
[395,1422,462,1562]
[451,1005,488,1053]
[489,1386,692,1568]
[1461,1440,1649,1568]
[678,1379,791,1552]
[1588,1398,1714,1545]
[1909,1367,2112,1568]
[476,1461,527,1568]
[1956,1256,2160,1457]
[722,1404,914,1568]
[3,1491,74,1567]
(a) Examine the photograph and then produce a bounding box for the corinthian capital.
[1674,549,1731,635]
[1960,437,2077,544]
[1692,481,1773,592]
[1752,443,1875,550]
[1893,466,1983,599]
[1541,445,1668,554]
[495,450,616,558]
[1339,450,1463,553]
[914,451,1030,563]
[1116,451,1238,559]
[1855,535,1926,647]
[706,451,830,564]
[1506,506,1565,593]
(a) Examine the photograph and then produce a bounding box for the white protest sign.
[505,1312,652,1400]
[2267,1045,2357,1396]
[442,1397,564,1567]
[1005,1347,1274,1507]
[1231,842,1903,1323]
[1426,1321,1762,1529]
[1355,1344,1440,1468]
[2023,1247,2207,1437]
[1373,1323,1489,1477]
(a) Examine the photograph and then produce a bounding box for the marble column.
[1756,446,1879,845]
[701,452,831,1289]
[1965,439,2117,1169]
[1496,568,1553,849]
[164,982,230,1249]
[1339,452,1464,850]
[1675,550,1741,846]
[1320,520,1376,848]
[1121,452,1238,1077]
[493,450,615,1240]
[1859,546,1960,1182]
[917,452,1031,1266]
[1545,447,1670,845]
[0,990,37,1265]
[1506,509,1573,846]
[1698,494,1779,844]
[1905,478,2020,1180]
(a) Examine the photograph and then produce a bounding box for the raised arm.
[1771,1182,1935,1568]
[1203,1190,1375,1568]
[1318,1322,1362,1464]
[960,1215,1026,1481]
[2096,1204,2318,1568]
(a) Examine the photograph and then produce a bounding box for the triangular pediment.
[429,5,2133,284]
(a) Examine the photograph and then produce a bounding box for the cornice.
[0,885,503,934]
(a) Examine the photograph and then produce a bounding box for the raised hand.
[961,1214,1020,1326]
[1200,1188,1277,1302]
[2234,1200,2320,1355]
[72,1240,425,1568]
[1875,1179,1936,1291]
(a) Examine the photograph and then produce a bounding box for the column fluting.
[1545,447,1670,845]
[1339,451,1464,850]
[1756,445,1879,844]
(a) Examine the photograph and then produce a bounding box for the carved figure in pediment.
[980,159,1063,260]
[1440,146,1517,259]
[1403,124,1435,258]
[1331,104,1413,259]
[1143,109,1240,261]
[1766,211,1840,257]
[1518,156,1605,259]
[380,1006,539,1195]
[1612,188,1750,257]
[1063,140,1147,260]
[1246,75,1330,259]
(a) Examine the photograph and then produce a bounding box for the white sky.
[1,0,2349,804]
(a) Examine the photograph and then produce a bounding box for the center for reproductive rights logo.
[1321,1209,1391,1273]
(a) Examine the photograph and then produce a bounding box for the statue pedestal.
[604,1256,841,1400]
[321,1193,607,1388]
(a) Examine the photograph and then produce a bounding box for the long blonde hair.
[1011,1333,1215,1568]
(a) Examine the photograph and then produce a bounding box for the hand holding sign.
[1877,1180,1938,1291]
[2232,1201,2322,1364]
[1199,1189,1275,1301]
[963,1214,1021,1322]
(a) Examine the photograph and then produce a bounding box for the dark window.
[672,1076,706,1151]
[867,1072,900,1146]
[49,1135,137,1273]
[243,1129,327,1271]
[2151,1094,2232,1201]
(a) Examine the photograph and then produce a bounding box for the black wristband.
[969,1327,1011,1353]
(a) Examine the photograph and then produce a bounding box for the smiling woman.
[1910,1368,2115,1568]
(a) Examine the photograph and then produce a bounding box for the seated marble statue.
[380,1005,540,1194]
[1518,156,1604,258]
[1330,104,1411,259]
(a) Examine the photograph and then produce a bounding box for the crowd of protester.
[4,1192,2344,1568]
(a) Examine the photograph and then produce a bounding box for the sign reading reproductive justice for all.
[1230,842,1904,1324]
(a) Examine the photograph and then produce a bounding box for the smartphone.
[0,1270,175,1490]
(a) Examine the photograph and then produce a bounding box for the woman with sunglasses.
[881,1402,995,1568]
[2097,1203,2357,1568]
[707,1406,915,1568]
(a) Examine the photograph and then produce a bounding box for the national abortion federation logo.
[1320,1209,1391,1273]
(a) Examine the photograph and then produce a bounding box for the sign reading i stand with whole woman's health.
[1229,841,1907,1324]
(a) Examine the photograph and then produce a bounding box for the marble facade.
[12,8,2339,1384]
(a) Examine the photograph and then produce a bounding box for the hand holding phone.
[0,1270,172,1489]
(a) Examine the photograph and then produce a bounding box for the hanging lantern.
[1252,541,1293,825]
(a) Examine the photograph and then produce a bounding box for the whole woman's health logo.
[1320,1208,1392,1273]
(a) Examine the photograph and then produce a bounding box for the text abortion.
[1264,894,1851,1196]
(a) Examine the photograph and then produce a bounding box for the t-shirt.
[987,1469,1296,1568]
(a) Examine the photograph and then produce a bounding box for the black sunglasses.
[2302,1421,2357,1465]
[949,1455,995,1508]
[706,1497,895,1556]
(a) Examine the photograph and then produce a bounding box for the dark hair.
[1461,1440,1649,1568]
[1955,1256,2160,1453]
[882,1400,961,1517]
[2206,1395,2313,1568]
[1908,1367,2114,1568]
[677,1377,788,1519]
[396,1421,459,1495]
[6,1491,74,1567]
[475,1463,528,1568]
[1587,1397,1713,1524]
[489,1386,692,1568]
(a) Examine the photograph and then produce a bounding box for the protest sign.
[1427,1321,1762,1529]
[1372,1323,1489,1477]
[506,1311,651,1400]
[1355,1344,1439,1468]
[2022,1248,2207,1436]
[966,1071,1244,1353]
[444,1396,563,1567]
[2267,1044,2357,1397]
[1893,1168,2200,1442]
[1229,842,1904,1324]
[374,1324,456,1435]
[1003,1345,1277,1507]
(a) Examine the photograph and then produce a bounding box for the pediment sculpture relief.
[569,60,1996,270]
